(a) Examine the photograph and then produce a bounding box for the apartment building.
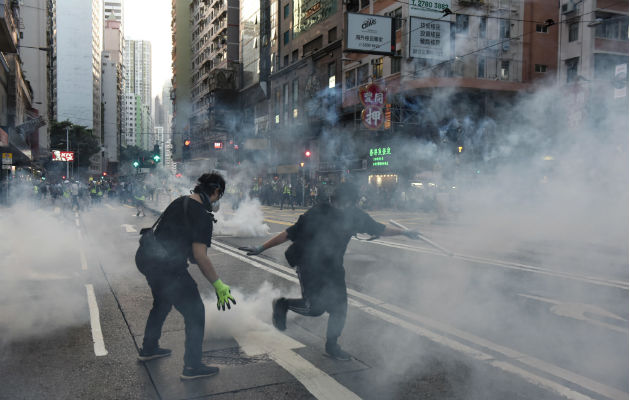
[102,19,123,171]
[171,0,192,163]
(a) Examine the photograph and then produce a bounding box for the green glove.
[212,279,236,311]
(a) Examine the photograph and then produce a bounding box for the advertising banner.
[52,150,74,162]
[409,17,451,60]
[346,13,395,55]
[359,83,387,130]
[409,0,450,19]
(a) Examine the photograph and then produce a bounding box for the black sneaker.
[180,364,219,380]
[272,298,288,331]
[137,347,172,361]
[324,343,352,361]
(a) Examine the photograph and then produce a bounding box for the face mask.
[211,200,220,212]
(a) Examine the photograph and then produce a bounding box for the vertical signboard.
[359,83,387,130]
[408,0,451,61]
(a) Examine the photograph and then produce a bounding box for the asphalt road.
[0,199,627,400]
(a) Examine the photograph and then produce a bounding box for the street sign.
[2,152,12,165]
[359,83,387,130]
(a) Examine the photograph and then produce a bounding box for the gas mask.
[199,191,221,212]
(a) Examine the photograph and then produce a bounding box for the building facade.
[55,0,103,174]
[102,19,123,171]
[171,0,192,163]
[122,39,152,150]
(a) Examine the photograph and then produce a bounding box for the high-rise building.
[171,0,192,163]
[122,92,137,146]
[102,19,124,171]
[104,0,123,23]
[123,39,152,150]
[56,0,103,172]
[124,39,152,108]
[21,0,50,161]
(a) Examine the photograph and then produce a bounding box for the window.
[566,57,579,83]
[391,50,401,74]
[595,18,629,41]
[500,61,509,80]
[292,79,299,105]
[284,30,290,45]
[283,3,289,19]
[568,22,579,42]
[479,17,487,39]
[328,27,337,43]
[283,54,289,67]
[387,8,402,31]
[456,14,469,33]
[534,64,547,73]
[372,57,383,79]
[292,49,298,62]
[328,62,336,88]
[477,56,485,78]
[536,24,548,33]
[283,83,289,122]
[357,64,369,85]
[499,19,510,38]
[345,69,356,88]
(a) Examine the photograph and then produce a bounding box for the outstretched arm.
[239,231,289,255]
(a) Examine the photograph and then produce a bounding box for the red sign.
[214,142,223,149]
[52,150,74,161]
[359,84,387,130]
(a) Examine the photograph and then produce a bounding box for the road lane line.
[85,284,108,356]
[213,240,627,400]
[263,218,293,226]
[235,329,361,400]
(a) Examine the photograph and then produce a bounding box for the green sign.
[293,0,337,37]
[369,146,392,167]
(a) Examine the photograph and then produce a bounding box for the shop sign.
[409,17,451,61]
[369,146,392,167]
[359,83,387,130]
[294,0,337,37]
[346,13,395,55]
[52,150,74,161]
[2,152,12,165]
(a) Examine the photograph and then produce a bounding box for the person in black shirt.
[239,183,419,360]
[135,172,236,380]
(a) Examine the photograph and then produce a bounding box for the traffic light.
[153,144,161,163]
[133,161,140,168]
[304,150,311,158]
[183,139,191,161]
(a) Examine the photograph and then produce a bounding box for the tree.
[49,121,100,168]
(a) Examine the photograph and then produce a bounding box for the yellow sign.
[2,152,12,164]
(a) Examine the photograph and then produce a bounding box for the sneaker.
[180,364,219,380]
[324,343,352,361]
[137,347,172,361]
[272,298,288,331]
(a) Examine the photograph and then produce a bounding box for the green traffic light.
[133,161,140,168]
[153,155,161,162]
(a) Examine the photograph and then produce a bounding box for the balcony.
[0,1,18,53]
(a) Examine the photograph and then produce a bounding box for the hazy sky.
[124,0,172,100]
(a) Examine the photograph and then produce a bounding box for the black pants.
[281,193,294,210]
[137,254,205,367]
[285,265,347,343]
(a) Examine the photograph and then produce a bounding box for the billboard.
[293,0,337,37]
[52,150,74,161]
[409,17,451,60]
[346,13,395,55]
[409,0,451,18]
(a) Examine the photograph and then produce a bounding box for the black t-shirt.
[154,196,214,266]
[285,204,385,273]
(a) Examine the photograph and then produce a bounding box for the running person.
[239,183,419,360]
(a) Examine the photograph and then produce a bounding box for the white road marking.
[519,294,628,333]
[356,238,628,290]
[75,218,80,227]
[85,284,108,356]
[120,224,137,233]
[212,240,628,400]
[235,329,360,400]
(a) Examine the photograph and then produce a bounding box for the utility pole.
[66,126,70,179]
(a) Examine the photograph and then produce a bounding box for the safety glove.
[238,245,265,256]
[402,230,421,240]
[212,279,236,311]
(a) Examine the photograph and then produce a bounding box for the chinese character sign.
[52,150,74,162]
[409,17,451,61]
[346,13,395,55]
[359,84,387,130]
[369,146,392,167]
